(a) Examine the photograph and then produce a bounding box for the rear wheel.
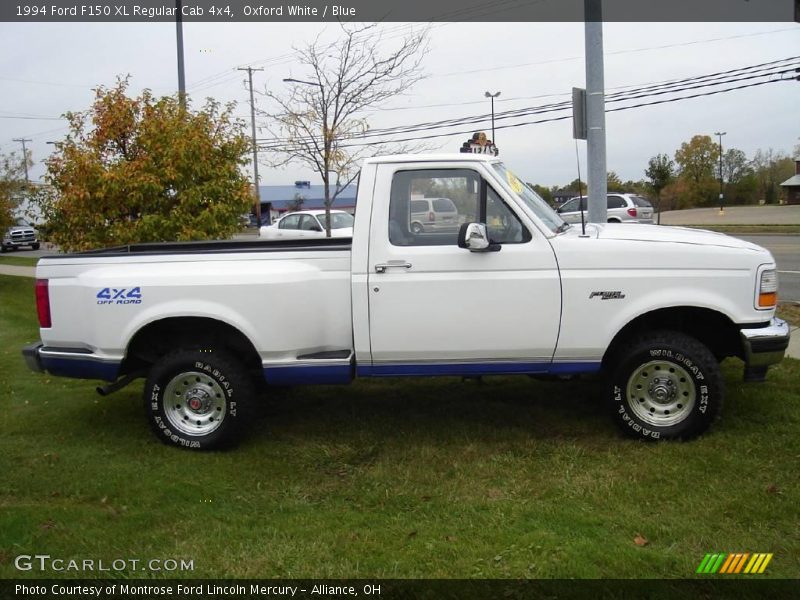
[144,349,252,450]
[607,331,723,441]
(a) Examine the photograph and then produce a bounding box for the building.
[779,159,800,205]
[552,189,578,205]
[257,181,358,223]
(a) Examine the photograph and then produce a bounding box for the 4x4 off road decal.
[96,287,142,305]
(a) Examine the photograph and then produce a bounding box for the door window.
[388,169,529,246]
[279,214,301,229]
[299,215,321,231]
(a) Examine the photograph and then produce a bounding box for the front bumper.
[739,318,790,380]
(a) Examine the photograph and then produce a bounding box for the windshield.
[491,163,566,233]
[321,212,355,229]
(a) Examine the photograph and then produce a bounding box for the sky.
[0,20,798,189]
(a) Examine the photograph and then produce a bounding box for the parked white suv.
[557,194,654,224]
[409,197,459,234]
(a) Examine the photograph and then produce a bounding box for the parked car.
[2,219,40,252]
[557,194,654,224]
[409,197,459,234]
[259,210,354,240]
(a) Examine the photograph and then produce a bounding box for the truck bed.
[63,237,352,258]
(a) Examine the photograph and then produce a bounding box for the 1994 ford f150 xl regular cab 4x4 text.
[22,154,790,449]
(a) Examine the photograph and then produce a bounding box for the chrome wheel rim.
[163,371,226,436]
[626,360,695,427]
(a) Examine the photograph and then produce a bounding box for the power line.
[255,59,798,148]
[255,65,796,152]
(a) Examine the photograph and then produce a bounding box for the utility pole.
[12,137,31,185]
[584,0,607,224]
[176,0,186,105]
[239,67,265,225]
[714,131,726,214]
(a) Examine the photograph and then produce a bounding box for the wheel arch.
[122,316,262,376]
[602,306,743,370]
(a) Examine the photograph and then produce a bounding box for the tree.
[674,135,719,207]
[259,25,428,236]
[644,153,675,223]
[38,78,253,252]
[526,183,552,204]
[0,151,30,231]
[722,148,749,185]
[752,148,794,204]
[287,192,306,212]
[606,171,624,192]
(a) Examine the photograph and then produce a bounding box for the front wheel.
[144,349,253,450]
[607,331,723,441]
[31,243,40,250]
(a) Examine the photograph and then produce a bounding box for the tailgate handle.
[375,261,412,274]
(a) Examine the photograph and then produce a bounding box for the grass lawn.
[0,255,39,267]
[1,274,798,580]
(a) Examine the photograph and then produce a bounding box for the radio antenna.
[574,139,587,237]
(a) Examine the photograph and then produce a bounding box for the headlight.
[756,268,778,309]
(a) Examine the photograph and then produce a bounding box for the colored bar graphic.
[697,552,773,574]
[734,553,750,573]
[710,554,726,573]
[744,554,760,574]
[696,554,712,574]
[758,554,773,574]
[718,554,736,574]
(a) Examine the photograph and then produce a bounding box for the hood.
[596,224,765,252]
[7,225,35,233]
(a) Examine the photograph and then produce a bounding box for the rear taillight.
[627,208,638,217]
[428,211,435,222]
[35,279,51,328]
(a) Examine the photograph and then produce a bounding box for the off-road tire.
[144,349,252,450]
[607,330,723,441]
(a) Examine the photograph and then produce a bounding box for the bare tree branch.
[254,24,428,236]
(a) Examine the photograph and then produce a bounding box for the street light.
[484,91,501,144]
[714,131,726,214]
[283,78,322,88]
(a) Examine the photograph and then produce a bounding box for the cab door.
[363,162,561,376]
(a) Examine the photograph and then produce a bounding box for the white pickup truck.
[23,153,790,449]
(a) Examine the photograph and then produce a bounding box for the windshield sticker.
[506,170,524,195]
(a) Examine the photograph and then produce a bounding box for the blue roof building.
[258,180,357,214]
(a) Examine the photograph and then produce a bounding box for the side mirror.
[458,223,500,252]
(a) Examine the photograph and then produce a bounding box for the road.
[738,235,800,303]
[13,234,800,302]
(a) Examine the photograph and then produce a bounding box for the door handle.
[374,261,412,274]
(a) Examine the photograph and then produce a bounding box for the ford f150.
[22,153,790,449]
